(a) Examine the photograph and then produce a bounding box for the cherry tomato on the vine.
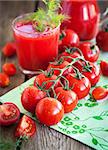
[92,87,108,100]
[47,60,72,76]
[47,60,69,75]
[34,73,60,90]
[73,60,86,72]
[0,73,10,87]
[36,97,64,126]
[55,87,78,113]
[79,42,100,62]
[15,115,36,138]
[66,73,91,99]
[82,63,100,87]
[59,47,81,63]
[21,86,46,113]
[0,102,20,126]
[100,61,108,76]
[2,63,16,76]
[2,42,16,57]
[59,29,79,52]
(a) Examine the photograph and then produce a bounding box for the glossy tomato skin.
[47,61,69,76]
[2,42,16,57]
[36,97,64,126]
[2,63,16,76]
[73,60,86,72]
[0,73,10,87]
[21,86,46,113]
[100,61,108,76]
[59,50,81,63]
[47,61,72,76]
[82,63,100,86]
[34,73,60,90]
[0,102,20,126]
[61,0,100,41]
[96,31,108,52]
[79,42,100,62]
[59,29,79,52]
[66,73,91,99]
[15,115,36,138]
[92,87,108,100]
[55,87,78,113]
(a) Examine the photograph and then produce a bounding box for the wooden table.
[0,1,107,150]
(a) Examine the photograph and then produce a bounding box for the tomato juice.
[12,14,60,74]
[61,0,100,40]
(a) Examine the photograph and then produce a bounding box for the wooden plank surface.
[1,1,107,150]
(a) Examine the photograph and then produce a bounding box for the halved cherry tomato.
[47,60,70,76]
[0,102,20,126]
[100,61,108,76]
[2,63,16,76]
[55,87,78,113]
[34,73,60,90]
[66,73,91,99]
[0,73,10,87]
[59,29,79,52]
[92,87,108,100]
[59,47,81,63]
[82,63,100,86]
[15,115,36,138]
[36,97,64,126]
[2,42,16,57]
[21,86,46,113]
[79,42,100,62]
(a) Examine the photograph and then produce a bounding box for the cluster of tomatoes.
[0,29,108,145]
[0,42,17,88]
[20,29,108,128]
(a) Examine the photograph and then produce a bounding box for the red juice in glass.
[12,14,60,74]
[61,0,100,40]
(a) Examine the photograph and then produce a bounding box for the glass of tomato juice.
[12,13,60,74]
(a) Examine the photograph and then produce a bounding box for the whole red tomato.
[2,42,16,57]
[0,102,20,126]
[59,29,79,52]
[36,97,64,126]
[47,60,69,76]
[92,87,108,100]
[2,63,16,76]
[73,59,86,72]
[82,63,100,86]
[15,115,36,138]
[0,73,10,87]
[55,87,78,113]
[100,61,108,76]
[21,86,46,113]
[34,73,60,90]
[79,42,100,62]
[96,29,108,52]
[66,73,91,99]
[59,47,81,63]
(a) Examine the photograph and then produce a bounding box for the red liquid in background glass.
[13,22,60,71]
[61,0,100,40]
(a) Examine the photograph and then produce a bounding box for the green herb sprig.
[28,0,66,32]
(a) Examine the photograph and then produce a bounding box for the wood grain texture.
[0,1,36,95]
[3,1,108,150]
